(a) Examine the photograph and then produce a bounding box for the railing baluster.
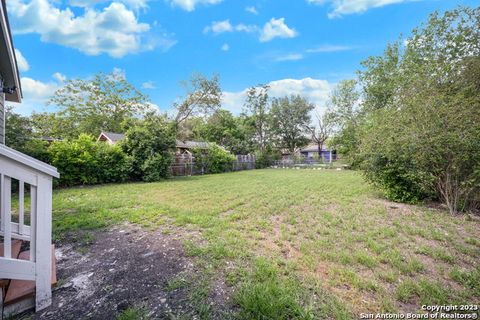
[19,181,24,235]
[30,185,37,262]
[3,176,12,258]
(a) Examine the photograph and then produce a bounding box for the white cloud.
[204,20,258,35]
[68,0,149,11]
[21,77,58,101]
[307,0,415,18]
[245,6,258,14]
[8,0,175,58]
[52,72,67,83]
[268,78,331,108]
[306,44,352,53]
[260,18,298,42]
[204,18,295,43]
[275,53,304,62]
[169,0,222,11]
[142,81,156,89]
[223,77,332,113]
[221,43,230,51]
[203,20,233,34]
[235,23,258,33]
[14,49,29,72]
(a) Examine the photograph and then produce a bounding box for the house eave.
[0,0,22,103]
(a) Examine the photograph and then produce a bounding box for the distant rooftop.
[99,132,125,143]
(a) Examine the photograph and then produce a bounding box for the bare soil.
[15,223,236,320]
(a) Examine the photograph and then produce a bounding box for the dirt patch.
[17,223,236,320]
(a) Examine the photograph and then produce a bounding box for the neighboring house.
[299,143,337,162]
[281,143,337,162]
[0,1,59,316]
[97,132,210,153]
[176,140,210,154]
[97,131,125,145]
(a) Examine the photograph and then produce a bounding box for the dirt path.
[16,223,235,320]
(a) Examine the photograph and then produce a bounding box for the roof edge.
[0,0,22,103]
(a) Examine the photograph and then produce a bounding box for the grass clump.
[396,279,452,305]
[235,258,313,320]
[117,306,149,320]
[450,267,480,296]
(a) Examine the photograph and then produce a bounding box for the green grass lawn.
[51,169,480,319]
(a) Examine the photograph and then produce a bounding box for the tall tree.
[243,84,270,152]
[327,79,361,159]
[270,95,314,153]
[121,112,176,181]
[356,7,480,213]
[173,73,222,126]
[5,106,34,150]
[48,71,150,138]
[199,110,251,154]
[306,111,333,157]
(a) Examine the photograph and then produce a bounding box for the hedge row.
[20,134,239,187]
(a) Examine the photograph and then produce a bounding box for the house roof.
[300,143,328,153]
[0,0,22,103]
[99,132,125,143]
[176,139,188,148]
[176,139,210,149]
[182,140,210,149]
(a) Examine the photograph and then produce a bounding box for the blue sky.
[8,0,478,115]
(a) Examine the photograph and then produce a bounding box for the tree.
[199,110,251,154]
[306,111,333,158]
[270,95,314,153]
[357,7,480,213]
[358,43,402,113]
[5,106,34,150]
[173,73,222,126]
[121,112,176,181]
[327,80,361,161]
[243,84,270,152]
[176,117,206,141]
[48,71,150,138]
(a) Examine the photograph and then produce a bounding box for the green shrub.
[355,8,480,212]
[21,139,51,164]
[361,153,432,203]
[141,154,172,182]
[95,143,132,183]
[49,134,131,187]
[255,149,281,169]
[192,143,236,174]
[121,114,175,181]
[49,134,99,186]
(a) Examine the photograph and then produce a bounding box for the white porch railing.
[0,144,59,311]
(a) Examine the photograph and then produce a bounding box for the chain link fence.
[170,154,256,177]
